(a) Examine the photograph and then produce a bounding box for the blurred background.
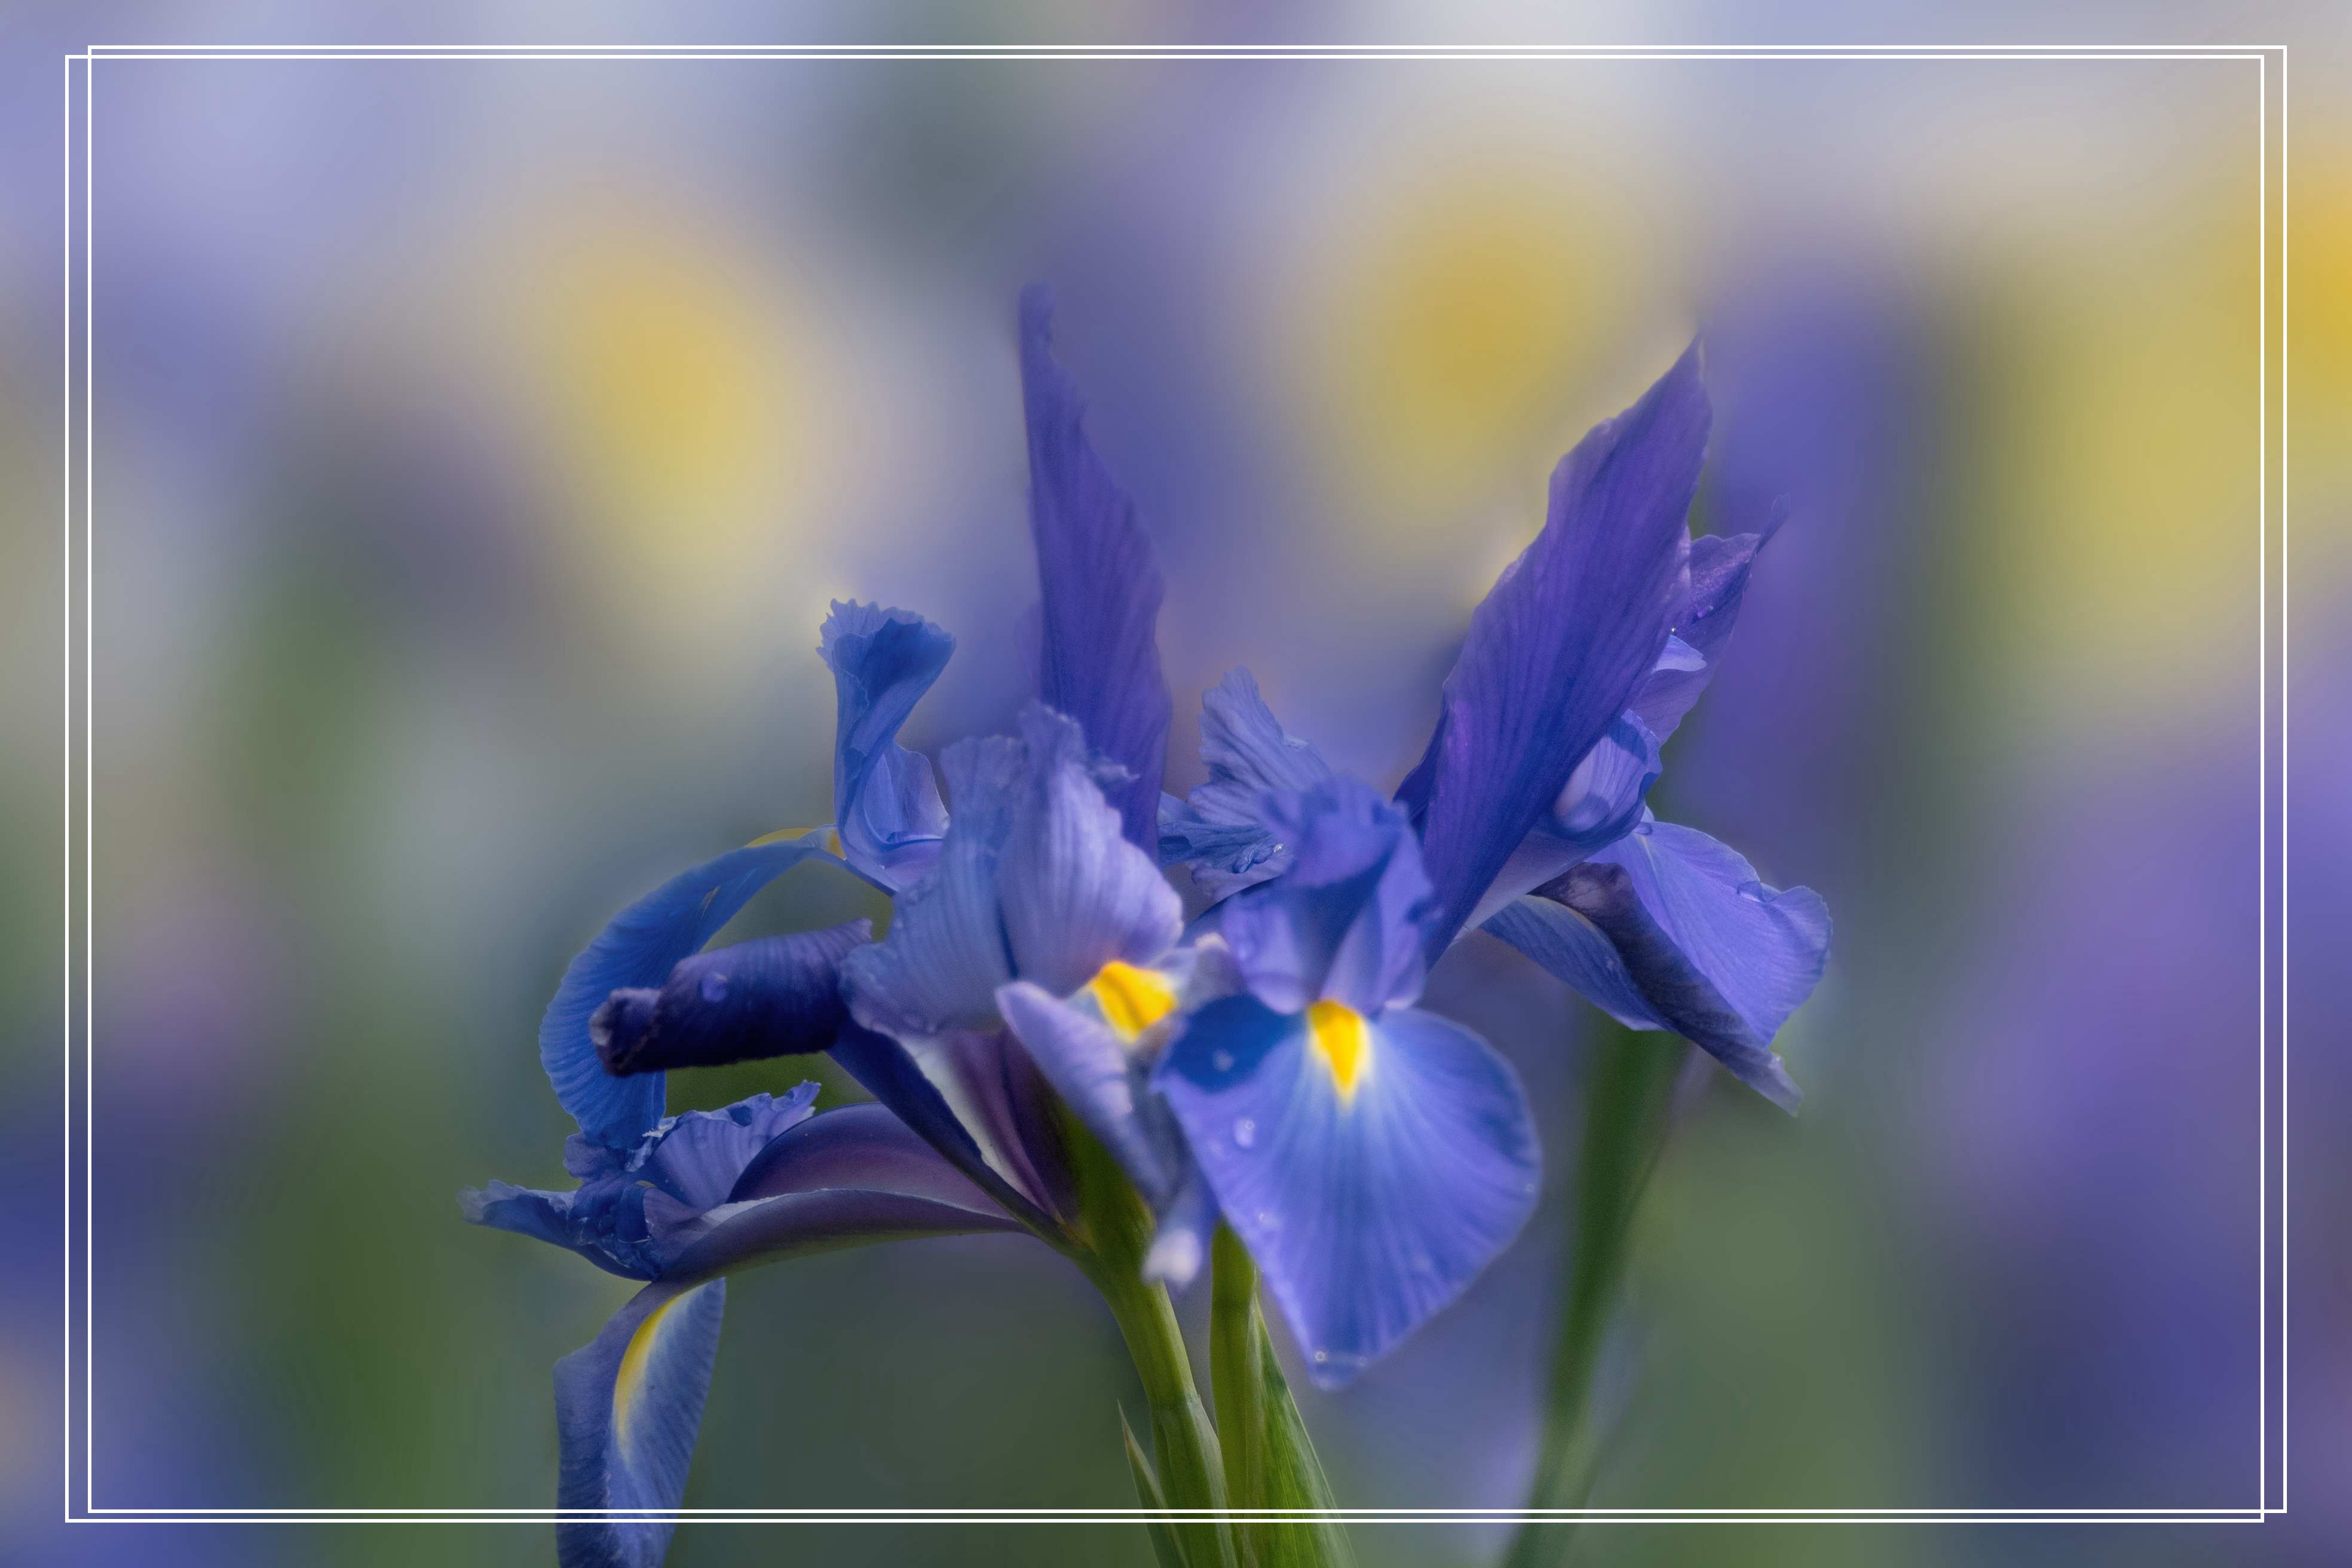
[2,6,2343,1567]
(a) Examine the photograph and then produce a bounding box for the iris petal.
[1218,780,1434,1016]
[1019,286,1172,849]
[548,1179,1017,1567]
[997,979,1182,1200]
[592,921,872,1077]
[555,1278,726,1568]
[1158,669,1336,897]
[829,1022,1069,1235]
[1484,818,1827,1111]
[997,706,1183,996]
[1591,818,1829,1053]
[840,737,1025,1037]
[541,833,851,1147]
[1409,348,1704,954]
[1156,996,1541,1388]
[1630,529,1772,744]
[821,600,955,888]
[727,1101,1003,1211]
[1454,710,1665,936]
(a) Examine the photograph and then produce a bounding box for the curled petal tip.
[590,988,662,1076]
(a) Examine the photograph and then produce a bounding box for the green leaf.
[1504,1025,1688,1568]
[1211,1227,1356,1568]
[1123,1404,1192,1568]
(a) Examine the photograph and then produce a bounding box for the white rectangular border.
[59,39,2293,1527]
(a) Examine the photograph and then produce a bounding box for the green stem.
[1059,1110,1236,1568]
[1503,1028,1688,1568]
[1096,1260,1229,1534]
[1209,1225,1355,1568]
[1209,1227,1269,1524]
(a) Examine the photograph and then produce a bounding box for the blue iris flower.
[1163,344,1831,1113]
[1156,780,1542,1386]
[474,288,1835,1566]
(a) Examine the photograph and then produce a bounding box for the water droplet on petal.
[1312,1349,1329,1364]
[700,972,730,1003]
[1232,1117,1257,1149]
[1211,1049,1235,1073]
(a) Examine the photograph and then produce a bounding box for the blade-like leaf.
[1123,1405,1192,1568]
[1211,1226,1356,1568]
[1504,1023,1688,1568]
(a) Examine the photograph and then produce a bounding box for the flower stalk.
[1505,1024,1689,1568]
[1061,1107,1236,1568]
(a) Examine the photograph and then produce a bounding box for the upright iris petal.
[1154,780,1541,1385]
[822,599,955,888]
[1403,348,1704,955]
[1019,286,1172,850]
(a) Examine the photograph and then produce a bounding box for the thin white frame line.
[2278,38,2290,1520]
[84,41,2295,53]
[59,39,2292,1526]
[2257,47,2267,1515]
[74,1508,2281,1519]
[81,41,95,1528]
[68,1516,2277,1527]
[66,51,2274,63]
[59,48,75,1531]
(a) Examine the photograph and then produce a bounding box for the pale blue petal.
[1155,997,1541,1388]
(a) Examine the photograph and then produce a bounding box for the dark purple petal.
[592,921,871,1077]
[829,1022,1069,1236]
[1019,286,1172,848]
[726,1101,1004,1213]
[657,1184,1026,1283]
[1410,349,1703,954]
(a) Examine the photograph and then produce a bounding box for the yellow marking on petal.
[1307,1000,1371,1104]
[1089,961,1179,1042]
[612,1293,684,1453]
